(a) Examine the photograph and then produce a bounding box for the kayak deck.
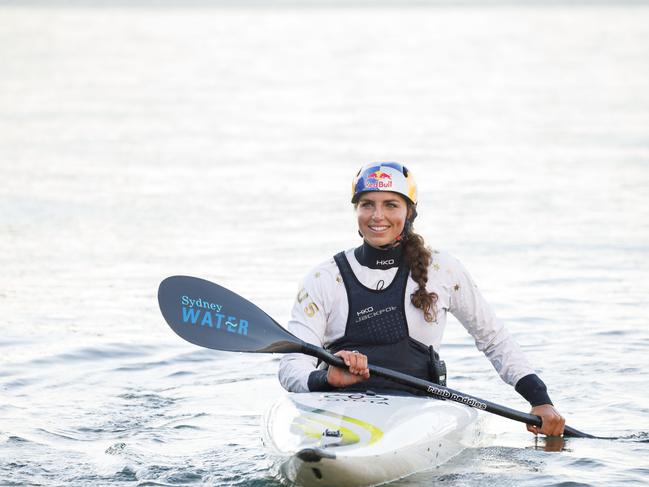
[262,392,480,487]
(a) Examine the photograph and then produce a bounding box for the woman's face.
[356,192,408,248]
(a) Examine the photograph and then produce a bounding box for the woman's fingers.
[529,404,566,437]
[335,350,370,377]
[327,350,371,387]
[350,350,368,376]
[545,413,566,436]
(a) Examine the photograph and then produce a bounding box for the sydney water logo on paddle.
[180,295,249,335]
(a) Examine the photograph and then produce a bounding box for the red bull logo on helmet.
[352,162,417,204]
[365,170,393,189]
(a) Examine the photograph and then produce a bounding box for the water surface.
[1,3,648,486]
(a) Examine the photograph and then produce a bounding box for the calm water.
[1,3,649,486]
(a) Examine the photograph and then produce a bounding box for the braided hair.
[402,208,438,323]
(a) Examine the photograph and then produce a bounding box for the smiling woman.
[356,193,408,248]
[278,162,566,437]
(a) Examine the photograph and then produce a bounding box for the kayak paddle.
[158,275,612,440]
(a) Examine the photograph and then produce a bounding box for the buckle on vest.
[429,346,447,387]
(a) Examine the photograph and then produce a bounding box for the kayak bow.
[263,392,480,487]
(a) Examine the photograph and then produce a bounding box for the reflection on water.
[534,436,566,453]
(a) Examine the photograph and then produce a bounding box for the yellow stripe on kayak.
[290,416,322,440]
[293,414,361,446]
[293,403,384,445]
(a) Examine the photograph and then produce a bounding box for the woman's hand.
[326,350,371,388]
[527,404,566,437]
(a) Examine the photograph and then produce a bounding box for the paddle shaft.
[302,343,594,438]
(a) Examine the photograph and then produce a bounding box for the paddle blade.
[158,275,304,354]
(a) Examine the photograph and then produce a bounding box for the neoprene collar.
[354,240,403,270]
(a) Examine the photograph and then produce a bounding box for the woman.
[279,162,565,436]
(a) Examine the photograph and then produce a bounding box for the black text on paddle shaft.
[426,385,488,410]
[180,295,249,335]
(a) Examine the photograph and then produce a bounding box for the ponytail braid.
[403,230,438,323]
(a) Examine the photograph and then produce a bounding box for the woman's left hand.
[527,404,565,436]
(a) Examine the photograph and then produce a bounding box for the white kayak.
[262,391,481,487]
